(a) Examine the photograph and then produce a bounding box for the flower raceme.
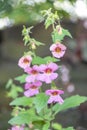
[18,55,63,104]
[18,55,32,69]
[24,81,42,97]
[50,43,66,58]
[45,89,64,104]
[8,9,78,130]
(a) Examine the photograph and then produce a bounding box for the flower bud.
[31,43,36,49]
[56,25,62,35]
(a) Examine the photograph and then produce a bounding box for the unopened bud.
[56,25,62,35]
[29,123,34,129]
[31,43,36,50]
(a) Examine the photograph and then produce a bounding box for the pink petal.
[47,62,58,71]
[52,51,65,58]
[44,75,52,83]
[33,65,40,71]
[24,89,39,97]
[50,44,58,51]
[24,83,32,89]
[26,75,37,83]
[58,43,66,50]
[24,67,32,74]
[39,64,47,72]
[50,73,58,80]
[56,95,64,104]
[33,81,42,87]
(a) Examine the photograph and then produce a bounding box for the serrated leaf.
[7,85,23,99]
[52,28,72,43]
[52,95,87,114]
[31,39,45,47]
[32,56,46,65]
[45,17,53,29]
[44,56,60,63]
[32,56,59,65]
[10,96,33,106]
[63,28,72,38]
[15,74,27,83]
[8,110,42,125]
[33,93,49,113]
[35,41,45,46]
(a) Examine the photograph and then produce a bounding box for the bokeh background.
[0,0,87,130]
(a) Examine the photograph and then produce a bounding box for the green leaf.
[62,127,75,130]
[35,40,45,46]
[52,123,62,130]
[62,28,72,38]
[15,74,27,83]
[7,84,23,99]
[52,28,72,43]
[33,93,49,113]
[5,79,13,89]
[31,38,45,47]
[52,123,74,130]
[44,56,60,63]
[8,110,42,125]
[42,122,50,130]
[52,30,62,43]
[52,95,87,114]
[33,120,46,129]
[32,56,45,65]
[45,17,53,29]
[32,56,59,65]
[10,96,33,106]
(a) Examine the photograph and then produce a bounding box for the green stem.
[52,23,55,31]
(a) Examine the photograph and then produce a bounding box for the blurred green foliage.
[0,0,77,25]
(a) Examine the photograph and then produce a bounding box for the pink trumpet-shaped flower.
[24,81,42,97]
[50,43,66,58]
[39,62,58,84]
[45,89,64,104]
[11,125,24,130]
[25,65,40,83]
[18,55,32,69]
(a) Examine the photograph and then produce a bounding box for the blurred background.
[0,0,87,130]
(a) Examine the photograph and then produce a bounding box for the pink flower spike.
[25,65,40,83]
[50,43,66,58]
[39,62,58,84]
[18,55,32,69]
[24,81,42,97]
[45,89,64,104]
